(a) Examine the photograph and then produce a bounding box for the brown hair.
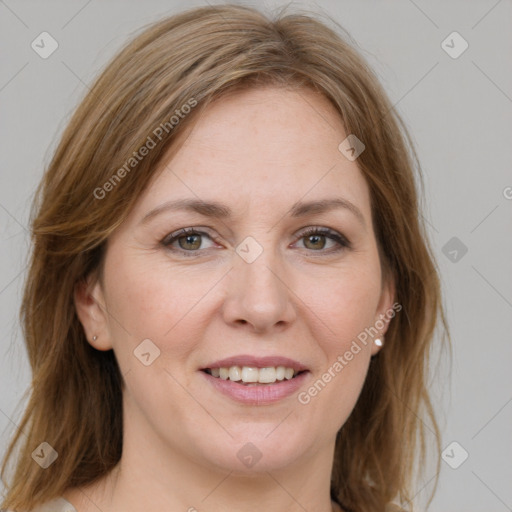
[1,4,449,511]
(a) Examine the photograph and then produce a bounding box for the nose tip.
[221,254,296,333]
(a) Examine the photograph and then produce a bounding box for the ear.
[74,272,113,351]
[370,271,397,356]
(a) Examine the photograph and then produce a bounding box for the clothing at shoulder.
[332,501,408,512]
[27,497,77,512]
[24,497,407,512]
[385,504,409,512]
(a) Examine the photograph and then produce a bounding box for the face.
[76,86,394,475]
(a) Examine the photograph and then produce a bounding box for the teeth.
[207,365,299,384]
[241,367,259,383]
[258,367,276,383]
[228,366,242,381]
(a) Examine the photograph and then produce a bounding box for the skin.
[69,86,394,512]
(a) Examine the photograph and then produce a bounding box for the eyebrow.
[140,197,366,227]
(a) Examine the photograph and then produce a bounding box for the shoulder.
[26,497,77,512]
[333,501,408,512]
[385,504,409,512]
[332,502,408,512]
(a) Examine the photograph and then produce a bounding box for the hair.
[1,4,449,512]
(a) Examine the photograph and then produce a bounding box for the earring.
[374,337,384,347]
[92,335,98,341]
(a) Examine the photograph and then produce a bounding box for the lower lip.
[200,371,310,405]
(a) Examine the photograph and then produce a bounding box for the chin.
[196,425,314,475]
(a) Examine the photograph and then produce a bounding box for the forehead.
[179,85,346,167]
[130,86,372,224]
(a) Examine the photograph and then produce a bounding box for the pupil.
[181,234,200,249]
[306,234,324,249]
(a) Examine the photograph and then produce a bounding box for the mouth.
[199,355,310,404]
[201,366,308,385]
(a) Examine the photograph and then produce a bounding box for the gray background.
[1,1,511,510]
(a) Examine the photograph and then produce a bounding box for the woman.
[0,4,449,512]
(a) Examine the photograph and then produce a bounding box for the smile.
[203,365,305,385]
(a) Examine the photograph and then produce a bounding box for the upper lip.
[201,355,309,372]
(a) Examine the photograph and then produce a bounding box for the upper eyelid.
[163,225,340,238]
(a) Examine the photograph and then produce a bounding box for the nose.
[221,247,297,334]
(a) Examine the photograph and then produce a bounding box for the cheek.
[297,267,380,409]
[102,254,221,367]
[104,254,174,332]
[309,265,382,350]
[299,275,379,428]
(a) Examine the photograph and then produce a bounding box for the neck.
[111,443,335,511]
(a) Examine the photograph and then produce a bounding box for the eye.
[161,227,216,256]
[161,226,351,258]
[294,226,351,254]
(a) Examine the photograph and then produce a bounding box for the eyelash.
[161,226,351,258]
